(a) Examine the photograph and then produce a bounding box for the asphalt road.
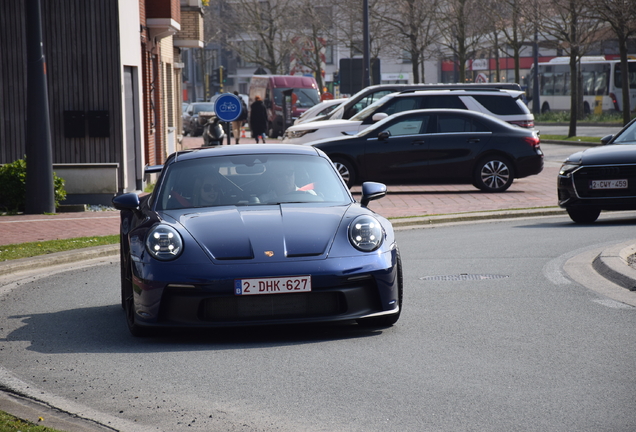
[1,214,635,432]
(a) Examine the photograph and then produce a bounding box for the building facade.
[0,0,203,206]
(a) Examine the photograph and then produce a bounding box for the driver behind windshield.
[259,162,316,203]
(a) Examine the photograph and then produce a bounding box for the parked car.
[558,117,636,223]
[320,83,523,122]
[112,144,402,336]
[294,98,348,125]
[183,102,217,136]
[181,103,191,134]
[305,109,543,192]
[282,89,534,145]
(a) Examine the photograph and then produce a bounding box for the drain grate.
[420,274,509,281]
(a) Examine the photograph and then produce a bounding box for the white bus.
[527,56,636,115]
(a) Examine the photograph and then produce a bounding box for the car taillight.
[508,120,535,128]
[523,136,541,149]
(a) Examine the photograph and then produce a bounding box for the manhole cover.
[419,274,509,281]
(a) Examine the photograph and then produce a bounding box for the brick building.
[0,0,203,206]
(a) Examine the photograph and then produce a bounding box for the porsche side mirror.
[360,182,387,207]
[112,192,140,211]
[600,134,614,145]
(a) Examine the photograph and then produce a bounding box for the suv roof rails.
[397,88,509,94]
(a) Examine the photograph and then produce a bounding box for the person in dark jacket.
[249,96,268,143]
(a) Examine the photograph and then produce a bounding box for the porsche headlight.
[559,162,580,177]
[146,225,183,260]
[349,216,383,252]
[286,129,317,139]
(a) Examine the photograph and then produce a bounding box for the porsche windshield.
[156,154,352,210]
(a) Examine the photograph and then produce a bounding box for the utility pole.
[362,0,370,87]
[25,0,55,214]
[532,0,541,115]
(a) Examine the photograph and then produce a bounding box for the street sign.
[213,93,241,123]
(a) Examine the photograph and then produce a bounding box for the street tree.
[373,0,439,83]
[331,0,386,76]
[435,0,488,82]
[481,0,533,84]
[287,1,336,92]
[528,0,602,136]
[586,0,636,125]
[206,0,296,75]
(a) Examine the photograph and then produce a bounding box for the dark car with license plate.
[112,144,402,336]
[305,109,543,192]
[183,102,217,136]
[558,118,636,223]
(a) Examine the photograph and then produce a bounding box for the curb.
[390,207,566,228]
[0,244,119,277]
[592,241,636,292]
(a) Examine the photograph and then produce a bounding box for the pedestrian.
[249,95,267,143]
[232,91,248,145]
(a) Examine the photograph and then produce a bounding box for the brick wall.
[175,9,203,42]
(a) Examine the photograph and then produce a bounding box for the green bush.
[0,157,67,213]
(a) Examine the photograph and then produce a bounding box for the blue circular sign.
[213,93,242,122]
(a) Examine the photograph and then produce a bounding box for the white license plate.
[234,276,311,295]
[589,179,628,189]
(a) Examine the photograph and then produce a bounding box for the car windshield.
[273,88,321,108]
[612,121,636,144]
[349,94,396,122]
[156,153,352,210]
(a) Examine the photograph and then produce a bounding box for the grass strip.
[0,410,66,432]
[0,235,119,261]
[540,134,602,143]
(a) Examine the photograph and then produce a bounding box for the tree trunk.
[618,35,632,125]
[568,55,578,137]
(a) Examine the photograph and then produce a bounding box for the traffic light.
[211,67,220,85]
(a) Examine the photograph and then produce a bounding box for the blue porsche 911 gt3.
[112,144,402,336]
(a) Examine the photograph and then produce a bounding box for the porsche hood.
[173,205,350,262]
